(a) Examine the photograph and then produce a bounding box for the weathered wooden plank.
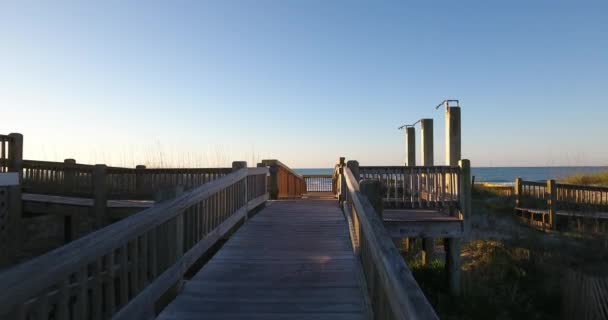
[157,200,368,320]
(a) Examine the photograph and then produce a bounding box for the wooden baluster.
[91,259,102,320]
[129,239,139,297]
[149,229,157,280]
[120,245,129,306]
[57,279,70,320]
[140,233,148,289]
[76,266,88,319]
[104,251,116,317]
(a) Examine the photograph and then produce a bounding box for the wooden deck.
[383,209,464,238]
[157,199,370,320]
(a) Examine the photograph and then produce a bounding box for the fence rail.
[337,164,438,320]
[0,166,268,320]
[359,165,462,210]
[105,167,232,200]
[556,183,608,211]
[19,159,232,200]
[515,178,608,230]
[303,174,333,192]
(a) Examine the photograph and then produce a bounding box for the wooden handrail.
[341,167,438,320]
[515,178,608,229]
[358,165,463,210]
[20,159,233,200]
[261,159,303,179]
[0,167,269,319]
[261,159,305,199]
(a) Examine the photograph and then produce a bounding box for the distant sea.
[294,167,608,185]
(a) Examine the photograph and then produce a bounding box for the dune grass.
[561,171,608,187]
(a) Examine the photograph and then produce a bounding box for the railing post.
[346,160,360,181]
[7,133,23,179]
[515,177,522,207]
[547,179,557,230]
[93,164,108,229]
[360,180,383,219]
[64,159,76,194]
[268,164,279,200]
[232,161,247,171]
[232,161,248,206]
[459,159,471,235]
[135,165,146,197]
[1,183,22,268]
[420,120,435,264]
[338,157,346,205]
[3,133,23,268]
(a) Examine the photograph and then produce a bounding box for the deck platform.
[383,209,464,238]
[157,199,370,320]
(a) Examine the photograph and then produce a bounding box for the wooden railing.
[337,163,438,320]
[20,159,232,200]
[261,159,305,199]
[105,167,231,200]
[515,180,549,209]
[555,183,608,212]
[303,174,333,192]
[0,165,268,320]
[358,165,462,210]
[22,160,96,197]
[515,178,608,229]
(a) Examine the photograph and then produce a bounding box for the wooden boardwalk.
[157,199,370,320]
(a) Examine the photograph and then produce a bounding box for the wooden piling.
[445,238,461,296]
[406,127,416,167]
[445,107,461,166]
[420,119,434,166]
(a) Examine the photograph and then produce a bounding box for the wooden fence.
[336,161,439,320]
[357,165,463,210]
[515,178,608,230]
[20,159,232,200]
[261,159,305,199]
[0,164,268,320]
[303,174,333,192]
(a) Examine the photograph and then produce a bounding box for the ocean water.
[294,167,608,185]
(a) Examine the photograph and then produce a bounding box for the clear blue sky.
[1,1,607,168]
